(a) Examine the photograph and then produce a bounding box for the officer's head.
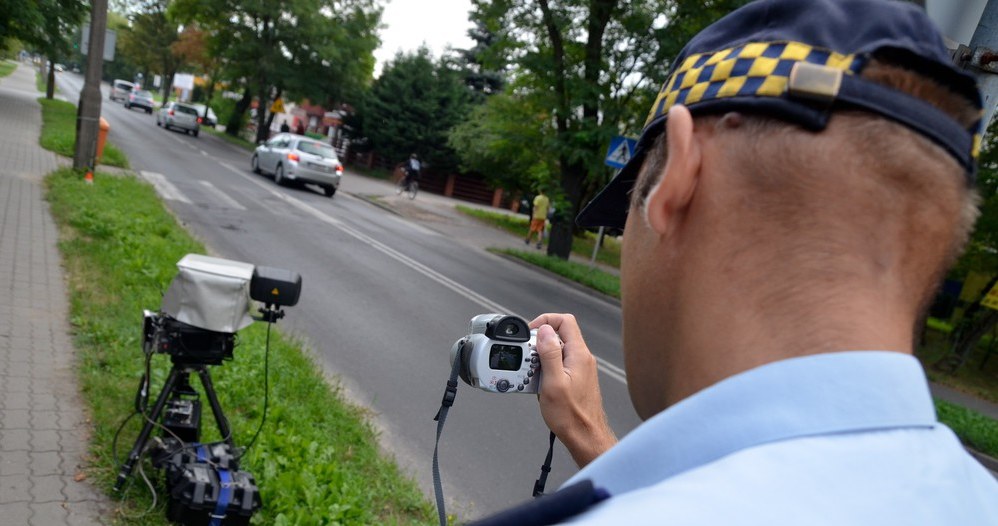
[579,0,984,417]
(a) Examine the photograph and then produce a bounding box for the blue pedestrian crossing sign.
[605,136,637,169]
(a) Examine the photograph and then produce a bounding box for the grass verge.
[45,167,436,525]
[457,205,622,267]
[0,60,15,78]
[936,400,998,457]
[492,248,620,299]
[38,97,129,168]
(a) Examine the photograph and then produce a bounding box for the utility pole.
[73,0,108,172]
[966,0,998,129]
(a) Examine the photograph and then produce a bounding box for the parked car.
[190,104,218,127]
[110,79,135,102]
[251,133,343,197]
[157,101,201,137]
[125,89,155,114]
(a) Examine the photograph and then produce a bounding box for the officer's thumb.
[536,325,564,371]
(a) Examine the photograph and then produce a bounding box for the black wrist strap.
[432,343,464,526]
[532,431,556,497]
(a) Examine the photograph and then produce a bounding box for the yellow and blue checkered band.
[646,41,860,128]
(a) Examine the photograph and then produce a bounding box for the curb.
[349,192,403,217]
[493,251,621,308]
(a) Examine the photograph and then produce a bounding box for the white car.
[251,133,343,197]
[157,102,201,137]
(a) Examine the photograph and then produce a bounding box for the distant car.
[157,101,201,137]
[251,133,343,197]
[110,79,134,102]
[125,89,154,114]
[54,64,65,72]
[190,104,218,127]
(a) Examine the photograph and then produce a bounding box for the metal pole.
[73,0,108,172]
[969,0,998,130]
[590,226,605,268]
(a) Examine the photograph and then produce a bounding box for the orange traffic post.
[96,117,110,164]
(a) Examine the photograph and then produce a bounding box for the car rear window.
[135,90,152,98]
[175,105,199,116]
[297,141,338,160]
[115,82,132,90]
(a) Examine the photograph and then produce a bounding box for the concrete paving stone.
[66,501,111,526]
[29,451,63,476]
[4,360,32,377]
[2,408,31,428]
[0,450,30,476]
[0,474,32,503]
[57,412,83,431]
[30,429,61,452]
[29,393,58,411]
[0,501,32,524]
[1,429,31,450]
[29,501,69,525]
[29,411,60,431]
[2,392,30,410]
[4,376,31,393]
[29,474,66,502]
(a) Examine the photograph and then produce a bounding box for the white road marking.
[139,171,191,204]
[200,149,209,157]
[217,160,628,384]
[198,181,247,210]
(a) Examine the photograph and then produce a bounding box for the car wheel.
[251,155,261,174]
[156,118,161,127]
[193,129,199,138]
[146,109,152,114]
[274,164,286,186]
[324,186,336,198]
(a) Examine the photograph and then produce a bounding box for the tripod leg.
[197,367,233,447]
[114,367,184,491]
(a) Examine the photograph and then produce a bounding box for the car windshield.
[297,141,337,160]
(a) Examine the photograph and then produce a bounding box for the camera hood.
[161,254,255,334]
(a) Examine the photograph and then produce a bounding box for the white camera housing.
[450,314,541,394]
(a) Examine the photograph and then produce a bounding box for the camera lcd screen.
[489,344,523,371]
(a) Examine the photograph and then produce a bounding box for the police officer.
[478,0,998,524]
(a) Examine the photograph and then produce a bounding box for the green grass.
[936,399,998,457]
[457,205,622,267]
[492,248,621,299]
[44,167,436,525]
[203,126,257,151]
[38,97,129,168]
[0,60,15,78]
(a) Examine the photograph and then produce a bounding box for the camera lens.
[502,323,519,336]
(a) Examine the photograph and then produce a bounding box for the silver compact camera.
[450,314,540,393]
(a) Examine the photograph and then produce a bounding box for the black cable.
[532,432,557,497]
[238,315,273,459]
[112,411,140,468]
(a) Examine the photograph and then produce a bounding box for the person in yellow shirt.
[525,188,550,249]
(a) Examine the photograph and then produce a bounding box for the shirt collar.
[565,351,937,495]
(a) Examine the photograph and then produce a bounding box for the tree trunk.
[255,82,270,144]
[226,87,252,137]
[161,72,175,106]
[937,308,998,373]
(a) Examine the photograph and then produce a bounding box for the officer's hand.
[530,313,617,468]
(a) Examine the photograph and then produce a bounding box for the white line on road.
[198,181,247,210]
[139,171,192,204]
[216,161,627,384]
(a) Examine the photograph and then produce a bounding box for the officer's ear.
[644,105,701,236]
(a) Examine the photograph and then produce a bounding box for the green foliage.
[44,168,437,525]
[38,97,129,168]
[0,0,87,59]
[935,400,998,457]
[357,47,473,174]
[491,248,621,298]
[0,59,15,77]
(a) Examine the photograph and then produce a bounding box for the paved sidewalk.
[0,62,112,524]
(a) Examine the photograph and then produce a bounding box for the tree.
[358,48,473,174]
[171,0,383,141]
[118,0,183,104]
[1,0,88,98]
[463,0,747,259]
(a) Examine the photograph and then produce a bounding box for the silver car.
[251,134,343,197]
[125,89,155,114]
[157,101,201,137]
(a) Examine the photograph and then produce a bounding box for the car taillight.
[288,153,299,162]
[169,109,174,116]
[197,117,202,124]
[336,165,343,174]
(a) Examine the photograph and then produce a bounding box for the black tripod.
[114,356,233,492]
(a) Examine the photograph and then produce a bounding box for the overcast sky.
[373,0,475,76]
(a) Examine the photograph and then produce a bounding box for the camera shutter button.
[496,379,511,392]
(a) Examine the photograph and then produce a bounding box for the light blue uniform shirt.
[564,351,998,525]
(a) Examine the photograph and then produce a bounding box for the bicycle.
[396,172,419,200]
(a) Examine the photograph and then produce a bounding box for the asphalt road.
[55,74,643,520]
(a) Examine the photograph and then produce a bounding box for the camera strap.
[433,341,559,526]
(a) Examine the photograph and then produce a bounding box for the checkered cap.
[577,0,983,230]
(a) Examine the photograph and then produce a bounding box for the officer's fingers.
[535,324,565,376]
[530,313,585,345]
